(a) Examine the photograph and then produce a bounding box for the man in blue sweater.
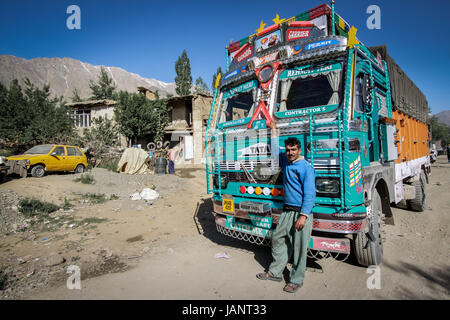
[256,120,316,293]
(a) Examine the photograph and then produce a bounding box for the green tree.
[114,91,171,145]
[71,88,82,102]
[212,66,223,91]
[89,66,117,100]
[174,50,192,96]
[429,115,450,146]
[82,116,119,148]
[0,78,74,152]
[194,77,209,95]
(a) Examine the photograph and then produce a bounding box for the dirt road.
[22,157,449,300]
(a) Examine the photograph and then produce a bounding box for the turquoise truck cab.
[205,3,430,266]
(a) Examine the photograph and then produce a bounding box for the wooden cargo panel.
[393,110,429,163]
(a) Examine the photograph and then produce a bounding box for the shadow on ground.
[193,197,330,280]
[382,260,450,299]
[175,168,204,179]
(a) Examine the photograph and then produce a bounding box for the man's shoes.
[283,282,302,293]
[256,272,282,282]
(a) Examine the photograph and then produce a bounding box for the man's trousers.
[268,210,313,285]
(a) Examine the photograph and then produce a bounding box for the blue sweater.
[279,152,316,215]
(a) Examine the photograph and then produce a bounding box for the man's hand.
[269,119,277,130]
[295,215,307,231]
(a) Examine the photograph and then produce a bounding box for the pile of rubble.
[0,189,29,234]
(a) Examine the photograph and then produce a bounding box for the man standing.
[447,144,450,163]
[256,120,316,293]
[167,147,176,174]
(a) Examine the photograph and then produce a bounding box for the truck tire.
[354,189,383,267]
[74,164,85,174]
[31,165,45,178]
[408,171,426,212]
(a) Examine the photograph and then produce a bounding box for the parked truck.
[205,3,430,266]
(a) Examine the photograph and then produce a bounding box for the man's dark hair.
[285,137,301,149]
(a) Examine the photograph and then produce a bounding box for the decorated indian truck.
[204,3,430,266]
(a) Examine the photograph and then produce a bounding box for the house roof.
[167,92,213,103]
[66,99,117,108]
[137,86,156,93]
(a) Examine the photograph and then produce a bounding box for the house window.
[74,109,91,127]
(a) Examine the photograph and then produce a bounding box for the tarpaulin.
[117,148,151,174]
[369,45,429,123]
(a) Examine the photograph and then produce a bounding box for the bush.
[19,198,59,217]
[74,173,95,184]
[97,159,118,172]
[82,193,107,204]
[62,197,73,210]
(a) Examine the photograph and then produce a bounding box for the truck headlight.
[213,174,228,189]
[25,160,30,164]
[316,178,340,194]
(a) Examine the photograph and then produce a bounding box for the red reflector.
[280,189,285,196]
[240,186,246,194]
[289,21,314,28]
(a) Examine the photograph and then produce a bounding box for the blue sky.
[0,0,449,113]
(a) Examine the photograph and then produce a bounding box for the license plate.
[222,198,235,213]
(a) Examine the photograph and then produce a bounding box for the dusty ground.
[1,157,449,300]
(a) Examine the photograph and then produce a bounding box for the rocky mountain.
[0,55,176,100]
[435,110,450,127]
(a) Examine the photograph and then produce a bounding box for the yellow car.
[6,144,88,178]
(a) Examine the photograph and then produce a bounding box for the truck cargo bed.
[369,45,428,123]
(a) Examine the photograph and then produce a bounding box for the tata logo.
[239,143,271,157]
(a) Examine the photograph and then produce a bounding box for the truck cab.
[205,3,430,267]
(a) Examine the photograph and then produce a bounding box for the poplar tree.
[174,50,192,96]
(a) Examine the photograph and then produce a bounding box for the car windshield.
[24,145,53,154]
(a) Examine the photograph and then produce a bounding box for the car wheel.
[31,165,45,178]
[75,164,85,174]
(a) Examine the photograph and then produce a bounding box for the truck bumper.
[214,215,353,254]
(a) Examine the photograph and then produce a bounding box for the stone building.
[66,99,128,147]
[164,93,213,166]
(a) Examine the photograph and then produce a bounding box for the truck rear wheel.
[408,171,426,212]
[354,189,383,267]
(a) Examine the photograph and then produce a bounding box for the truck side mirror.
[362,73,372,107]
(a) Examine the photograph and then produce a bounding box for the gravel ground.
[0,167,202,299]
[0,189,28,234]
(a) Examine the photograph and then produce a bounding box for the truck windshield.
[276,67,341,112]
[24,145,53,154]
[219,90,255,123]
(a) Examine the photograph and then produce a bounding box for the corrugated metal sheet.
[369,45,429,123]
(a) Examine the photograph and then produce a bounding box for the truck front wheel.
[354,189,383,267]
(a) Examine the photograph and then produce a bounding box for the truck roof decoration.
[222,3,353,88]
